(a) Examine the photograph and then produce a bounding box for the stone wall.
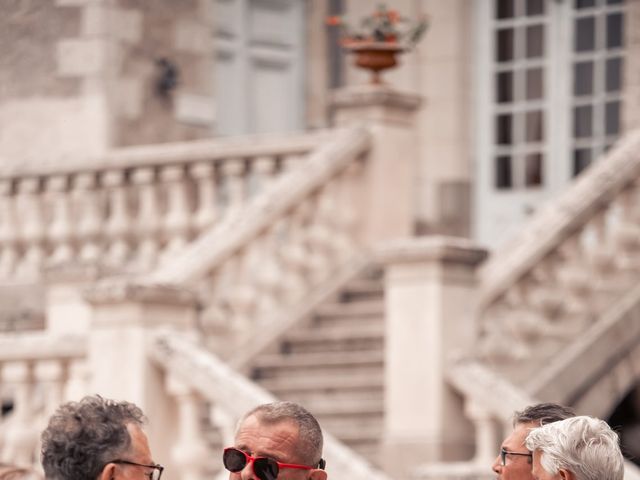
[0,0,216,169]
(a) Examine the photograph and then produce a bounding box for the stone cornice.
[330,84,423,112]
[84,280,197,306]
[375,236,487,266]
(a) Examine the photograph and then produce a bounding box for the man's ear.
[559,468,575,480]
[99,462,116,480]
[309,468,327,480]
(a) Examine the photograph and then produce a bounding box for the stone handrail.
[476,129,640,364]
[145,127,371,355]
[149,331,391,480]
[0,130,331,281]
[0,333,87,467]
[479,129,640,310]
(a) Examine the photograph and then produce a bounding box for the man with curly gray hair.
[41,396,163,480]
[525,415,624,480]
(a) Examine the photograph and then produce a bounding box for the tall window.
[571,0,625,175]
[493,0,547,190]
[475,0,627,247]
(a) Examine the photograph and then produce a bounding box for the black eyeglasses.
[109,459,164,480]
[223,447,325,480]
[500,448,532,466]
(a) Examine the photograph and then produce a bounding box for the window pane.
[526,25,544,58]
[574,105,593,138]
[606,57,622,92]
[526,68,544,100]
[607,13,624,49]
[573,148,592,175]
[576,0,596,7]
[496,0,514,19]
[496,29,514,62]
[525,153,543,186]
[526,111,544,142]
[496,114,512,145]
[575,17,595,52]
[574,61,594,95]
[496,71,513,103]
[527,0,544,16]
[495,156,513,189]
[606,101,620,135]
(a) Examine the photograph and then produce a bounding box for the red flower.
[326,16,342,26]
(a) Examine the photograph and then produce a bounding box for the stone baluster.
[226,252,257,333]
[465,401,499,465]
[166,375,208,480]
[190,162,218,233]
[64,358,88,401]
[131,167,160,270]
[74,172,103,262]
[0,179,18,277]
[47,175,74,264]
[250,155,278,196]
[221,160,246,217]
[161,165,191,258]
[34,360,66,417]
[253,229,283,320]
[210,405,236,447]
[103,170,131,267]
[15,178,45,279]
[614,185,640,253]
[305,193,332,284]
[280,153,305,173]
[1,361,39,465]
[279,208,311,303]
[333,163,363,258]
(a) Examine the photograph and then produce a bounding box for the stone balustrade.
[146,127,372,356]
[0,131,331,281]
[476,129,640,371]
[0,333,87,466]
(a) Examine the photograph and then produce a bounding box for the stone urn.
[345,42,404,85]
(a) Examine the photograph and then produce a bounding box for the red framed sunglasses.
[223,447,325,480]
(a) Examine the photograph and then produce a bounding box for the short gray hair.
[240,401,323,466]
[525,416,624,480]
[513,403,575,427]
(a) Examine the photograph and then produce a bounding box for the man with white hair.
[525,415,624,480]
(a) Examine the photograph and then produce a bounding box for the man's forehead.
[504,422,537,448]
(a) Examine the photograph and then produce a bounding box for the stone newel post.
[83,281,203,480]
[378,237,487,477]
[331,85,422,245]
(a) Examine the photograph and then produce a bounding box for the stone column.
[378,236,487,478]
[330,85,422,245]
[84,281,199,480]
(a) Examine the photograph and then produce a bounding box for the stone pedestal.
[378,236,487,477]
[84,281,199,479]
[330,85,422,245]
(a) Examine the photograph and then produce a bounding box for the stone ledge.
[84,280,197,306]
[375,236,487,266]
[331,84,422,112]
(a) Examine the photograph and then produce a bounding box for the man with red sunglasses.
[223,401,327,480]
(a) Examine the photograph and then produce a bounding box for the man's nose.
[491,454,502,475]
[239,461,256,480]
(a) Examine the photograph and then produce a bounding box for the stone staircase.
[248,266,386,465]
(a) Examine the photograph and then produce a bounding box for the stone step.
[339,279,384,302]
[311,300,385,328]
[280,323,384,354]
[253,350,383,375]
[258,371,383,393]
[288,396,384,417]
